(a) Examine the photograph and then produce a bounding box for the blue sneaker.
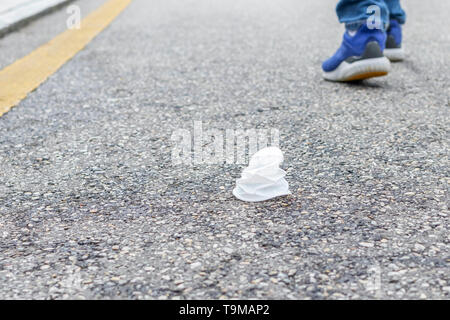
[384,19,404,61]
[322,24,390,82]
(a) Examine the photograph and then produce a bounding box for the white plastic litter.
[233,146,291,202]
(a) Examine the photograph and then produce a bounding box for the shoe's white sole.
[323,57,391,82]
[384,47,405,61]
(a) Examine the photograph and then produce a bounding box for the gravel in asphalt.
[0,0,448,299]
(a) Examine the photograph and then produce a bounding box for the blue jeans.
[336,0,406,30]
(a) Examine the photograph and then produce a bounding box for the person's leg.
[384,0,406,24]
[336,0,389,30]
[384,0,406,61]
[322,0,391,82]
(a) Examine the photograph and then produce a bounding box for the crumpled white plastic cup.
[233,147,291,202]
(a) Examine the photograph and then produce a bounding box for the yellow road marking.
[0,0,132,117]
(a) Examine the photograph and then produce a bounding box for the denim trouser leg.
[336,0,389,30]
[384,0,406,24]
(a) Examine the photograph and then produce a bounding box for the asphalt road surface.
[0,0,448,299]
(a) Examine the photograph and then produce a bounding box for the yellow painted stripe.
[0,0,132,117]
